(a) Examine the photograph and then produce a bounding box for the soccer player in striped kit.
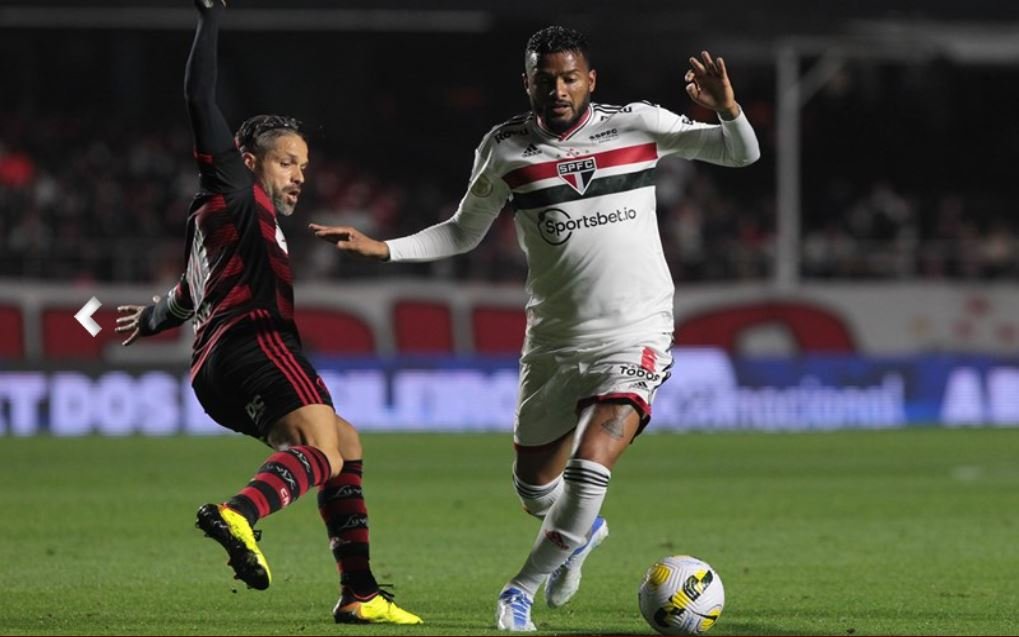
[311,26,759,631]
[114,0,420,626]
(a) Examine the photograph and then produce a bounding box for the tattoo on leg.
[599,416,626,440]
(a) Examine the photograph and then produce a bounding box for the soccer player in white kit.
[310,26,760,631]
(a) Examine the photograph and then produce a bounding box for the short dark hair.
[235,114,304,156]
[525,26,590,67]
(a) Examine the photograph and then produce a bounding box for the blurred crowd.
[2,57,1015,285]
[0,112,778,285]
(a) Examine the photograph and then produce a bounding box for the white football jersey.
[386,101,759,344]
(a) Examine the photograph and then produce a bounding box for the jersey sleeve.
[185,4,252,194]
[643,104,760,167]
[192,148,252,195]
[139,276,195,336]
[386,135,510,262]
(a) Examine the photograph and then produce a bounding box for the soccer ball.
[638,555,725,635]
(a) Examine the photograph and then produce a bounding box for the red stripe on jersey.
[255,326,315,406]
[503,142,658,189]
[189,314,249,380]
[220,254,244,278]
[253,310,319,405]
[276,290,294,321]
[203,193,228,213]
[266,327,320,404]
[193,149,214,165]
[640,347,657,373]
[207,223,239,250]
[218,281,252,312]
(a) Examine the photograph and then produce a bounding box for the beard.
[541,93,591,134]
[272,190,297,216]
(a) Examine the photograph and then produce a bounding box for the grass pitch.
[1,428,1017,635]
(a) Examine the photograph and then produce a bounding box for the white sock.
[512,465,563,519]
[508,458,611,596]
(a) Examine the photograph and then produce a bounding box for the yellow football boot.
[195,503,271,590]
[333,590,423,625]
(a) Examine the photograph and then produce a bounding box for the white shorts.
[514,333,673,448]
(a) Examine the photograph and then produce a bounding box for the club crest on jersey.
[557,157,597,195]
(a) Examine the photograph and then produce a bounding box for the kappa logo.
[292,449,313,475]
[557,157,597,194]
[334,514,369,532]
[271,464,299,493]
[325,484,363,501]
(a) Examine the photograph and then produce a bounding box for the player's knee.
[571,446,617,471]
[269,405,344,477]
[333,414,363,461]
[513,467,563,519]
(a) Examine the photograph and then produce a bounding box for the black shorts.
[192,325,333,440]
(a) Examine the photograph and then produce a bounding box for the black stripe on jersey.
[511,167,656,211]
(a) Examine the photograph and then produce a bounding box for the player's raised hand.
[115,295,159,346]
[309,223,391,260]
[685,50,739,120]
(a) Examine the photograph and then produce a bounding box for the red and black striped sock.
[317,459,379,598]
[227,446,331,527]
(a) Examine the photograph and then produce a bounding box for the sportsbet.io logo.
[537,207,638,245]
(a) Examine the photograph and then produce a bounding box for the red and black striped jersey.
[167,147,297,376]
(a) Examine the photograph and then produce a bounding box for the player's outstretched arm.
[184,0,235,157]
[309,204,499,263]
[308,224,391,260]
[116,279,195,346]
[654,49,759,167]
[685,50,739,120]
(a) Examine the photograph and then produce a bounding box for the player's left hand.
[115,296,159,346]
[685,50,740,120]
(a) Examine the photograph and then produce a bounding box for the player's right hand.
[115,296,159,346]
[309,223,391,261]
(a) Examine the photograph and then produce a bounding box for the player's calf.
[545,515,609,608]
